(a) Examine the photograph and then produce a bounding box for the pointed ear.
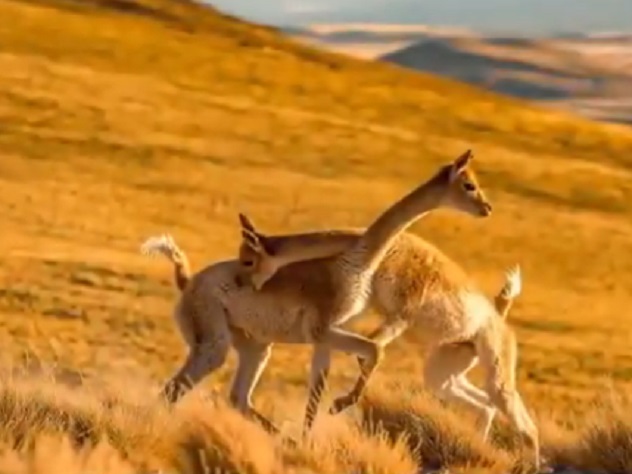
[455,149,473,169]
[238,212,274,256]
[238,213,257,235]
[241,228,261,249]
[239,213,262,250]
[449,149,473,181]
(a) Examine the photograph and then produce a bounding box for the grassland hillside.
[1,0,632,471]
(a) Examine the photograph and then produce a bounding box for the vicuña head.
[237,149,491,290]
[433,149,492,218]
[237,212,281,290]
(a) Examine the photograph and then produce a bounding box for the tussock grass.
[359,384,514,472]
[358,385,632,473]
[0,368,422,473]
[0,368,629,473]
[541,394,632,473]
[0,436,136,474]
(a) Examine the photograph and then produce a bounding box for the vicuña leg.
[330,320,408,415]
[161,338,230,403]
[161,299,231,403]
[424,342,496,437]
[304,344,331,436]
[228,329,278,434]
[474,329,540,469]
[304,327,382,435]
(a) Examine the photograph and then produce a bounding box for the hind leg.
[162,298,232,403]
[228,329,278,434]
[424,343,497,435]
[430,343,498,438]
[162,337,230,403]
[474,329,540,469]
[306,327,383,434]
[455,375,497,439]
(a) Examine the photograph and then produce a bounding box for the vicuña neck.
[265,231,357,264]
[349,171,445,273]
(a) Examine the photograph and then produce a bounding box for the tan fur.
[141,150,494,443]
[235,221,539,464]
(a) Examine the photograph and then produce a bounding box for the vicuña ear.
[449,149,473,181]
[241,228,261,250]
[239,213,262,249]
[238,213,258,235]
[238,212,273,255]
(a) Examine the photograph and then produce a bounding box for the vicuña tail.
[140,234,190,291]
[494,264,521,319]
[490,265,522,399]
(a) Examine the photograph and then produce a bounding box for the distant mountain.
[290,25,632,125]
[208,0,632,36]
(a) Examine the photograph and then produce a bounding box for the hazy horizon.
[207,0,632,36]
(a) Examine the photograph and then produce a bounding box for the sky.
[207,0,632,35]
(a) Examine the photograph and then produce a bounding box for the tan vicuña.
[141,150,491,441]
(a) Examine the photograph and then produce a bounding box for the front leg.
[303,344,331,436]
[330,321,407,415]
[304,328,384,435]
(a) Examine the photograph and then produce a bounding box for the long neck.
[348,175,444,272]
[264,230,360,265]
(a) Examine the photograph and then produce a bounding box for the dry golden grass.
[362,382,632,473]
[0,0,632,471]
[0,365,423,474]
[0,366,629,473]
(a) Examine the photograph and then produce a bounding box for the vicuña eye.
[463,182,476,192]
[242,260,254,268]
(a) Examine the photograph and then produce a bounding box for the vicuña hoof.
[329,394,355,415]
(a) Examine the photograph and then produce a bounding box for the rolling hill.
[1,0,632,472]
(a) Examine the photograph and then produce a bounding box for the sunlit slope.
[0,0,631,412]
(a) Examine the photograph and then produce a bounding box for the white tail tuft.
[140,234,178,260]
[502,264,522,299]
